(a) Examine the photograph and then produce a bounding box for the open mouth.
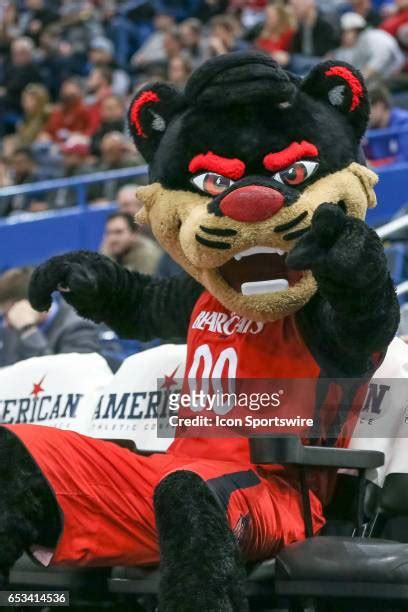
[218,246,303,295]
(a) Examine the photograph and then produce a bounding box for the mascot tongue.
[218,249,303,295]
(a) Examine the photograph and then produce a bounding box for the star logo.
[31,375,46,397]
[160,366,179,391]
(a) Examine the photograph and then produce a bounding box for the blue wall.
[0,204,116,270]
[367,163,408,226]
[1,162,408,270]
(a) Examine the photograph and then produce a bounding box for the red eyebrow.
[263,141,319,172]
[188,152,246,180]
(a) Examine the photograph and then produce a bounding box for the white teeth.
[234,246,285,261]
[241,279,289,295]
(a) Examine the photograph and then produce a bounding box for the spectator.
[17,84,50,147]
[0,37,43,133]
[333,12,404,81]
[0,4,20,56]
[162,27,186,64]
[108,0,157,68]
[88,36,130,97]
[179,18,210,68]
[349,0,382,27]
[0,267,102,368]
[89,132,142,202]
[208,15,248,55]
[101,212,162,275]
[130,13,175,70]
[48,135,93,209]
[90,94,125,156]
[86,66,114,133]
[289,0,339,71]
[37,25,87,100]
[19,0,58,45]
[2,83,50,157]
[0,148,47,217]
[116,184,146,216]
[168,55,193,88]
[44,77,92,143]
[230,0,268,28]
[381,0,408,47]
[249,0,296,66]
[364,84,408,163]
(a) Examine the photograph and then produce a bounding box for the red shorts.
[3,425,324,567]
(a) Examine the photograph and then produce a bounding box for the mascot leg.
[0,428,60,580]
[154,471,248,612]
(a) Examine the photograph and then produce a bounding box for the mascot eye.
[191,173,234,196]
[273,160,318,186]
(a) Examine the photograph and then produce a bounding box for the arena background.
[1,1,408,610]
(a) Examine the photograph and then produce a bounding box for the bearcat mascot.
[0,52,399,611]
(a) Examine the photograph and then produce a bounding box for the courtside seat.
[275,536,408,600]
[275,473,408,610]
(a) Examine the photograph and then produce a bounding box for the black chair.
[250,437,408,612]
[108,436,384,611]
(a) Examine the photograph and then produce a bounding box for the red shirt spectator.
[45,78,92,142]
[381,0,408,46]
[256,29,294,53]
[253,1,295,61]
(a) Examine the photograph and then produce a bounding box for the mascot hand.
[286,203,387,290]
[29,251,119,317]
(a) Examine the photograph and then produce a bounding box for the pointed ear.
[127,82,183,162]
[301,61,369,139]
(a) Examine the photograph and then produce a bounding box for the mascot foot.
[154,471,248,612]
[0,428,61,572]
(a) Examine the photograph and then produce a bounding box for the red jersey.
[170,291,370,504]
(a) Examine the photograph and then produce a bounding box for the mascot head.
[128,51,377,322]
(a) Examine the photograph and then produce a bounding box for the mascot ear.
[301,61,369,140]
[128,82,183,162]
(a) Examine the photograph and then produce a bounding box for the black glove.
[29,251,122,319]
[286,203,388,291]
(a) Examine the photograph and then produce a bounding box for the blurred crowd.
[1,0,408,367]
[1,0,408,217]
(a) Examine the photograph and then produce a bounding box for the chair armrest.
[249,435,384,470]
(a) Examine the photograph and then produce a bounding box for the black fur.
[20,53,398,609]
[289,204,399,375]
[128,53,368,191]
[29,251,203,341]
[0,428,61,573]
[154,471,248,612]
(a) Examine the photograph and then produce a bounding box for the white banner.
[0,353,113,433]
[87,343,186,452]
[350,337,408,485]
[2,339,408,476]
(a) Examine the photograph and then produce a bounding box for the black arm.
[29,251,203,342]
[289,204,399,375]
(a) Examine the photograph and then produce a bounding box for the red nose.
[219,185,285,222]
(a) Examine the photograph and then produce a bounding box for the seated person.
[364,84,408,164]
[0,268,102,367]
[100,212,162,275]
